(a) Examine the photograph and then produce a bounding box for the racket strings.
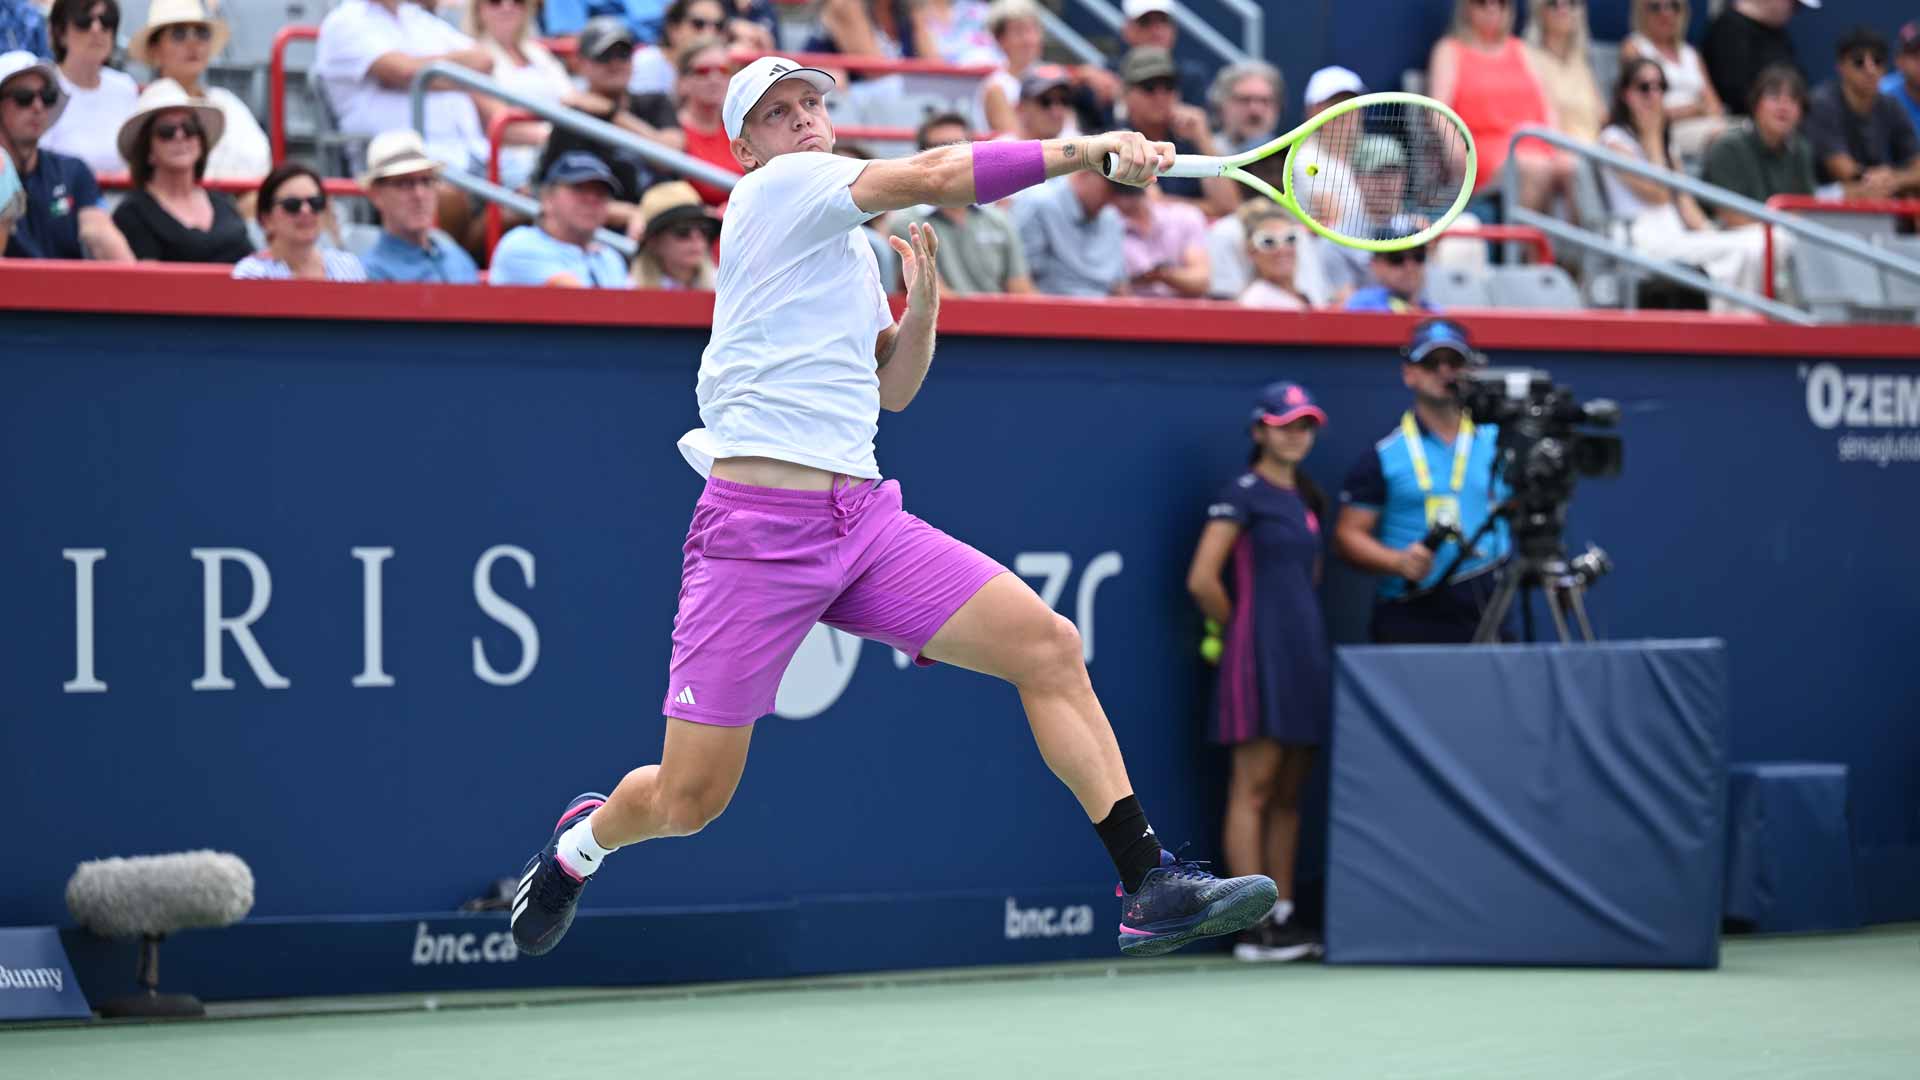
[1289,101,1470,245]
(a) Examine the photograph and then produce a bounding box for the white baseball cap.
[1303,65,1365,110]
[1122,0,1175,19]
[723,56,838,140]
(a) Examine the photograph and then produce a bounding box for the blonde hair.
[633,249,717,289]
[1449,0,1515,43]
[1628,0,1689,45]
[1523,0,1590,58]
[464,0,541,45]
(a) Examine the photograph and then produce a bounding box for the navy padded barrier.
[1326,641,1728,968]
[1724,763,1863,934]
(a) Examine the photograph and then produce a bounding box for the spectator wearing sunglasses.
[359,130,479,284]
[671,36,745,205]
[1599,59,1768,308]
[0,0,50,61]
[628,0,726,96]
[233,162,367,281]
[1343,244,1435,314]
[1012,69,1074,140]
[131,0,269,185]
[40,0,138,177]
[631,180,716,288]
[0,50,132,259]
[1620,0,1726,160]
[1807,26,1920,198]
[110,80,250,263]
[1237,207,1311,310]
[1115,0,1208,107]
[1427,0,1572,215]
[1704,0,1813,120]
[544,18,679,233]
[1120,46,1235,217]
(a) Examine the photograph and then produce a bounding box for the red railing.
[1761,195,1920,300]
[268,25,321,166]
[484,107,536,254]
[96,171,365,198]
[1441,225,1552,265]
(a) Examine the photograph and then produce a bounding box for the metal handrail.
[1068,0,1248,66]
[1504,125,1920,324]
[407,61,743,192]
[1760,195,1920,300]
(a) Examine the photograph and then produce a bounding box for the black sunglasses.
[1382,248,1428,265]
[152,118,204,141]
[682,15,723,31]
[3,85,60,108]
[70,12,119,30]
[1035,92,1072,108]
[1631,79,1669,94]
[164,23,213,43]
[595,42,635,62]
[273,194,327,215]
[1134,78,1177,94]
[1417,352,1467,370]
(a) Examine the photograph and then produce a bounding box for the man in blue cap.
[489,151,633,289]
[1333,318,1514,643]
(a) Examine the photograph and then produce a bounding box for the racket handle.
[1102,152,1222,180]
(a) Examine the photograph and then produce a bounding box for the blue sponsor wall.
[2,307,1917,994]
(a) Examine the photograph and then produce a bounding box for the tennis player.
[510,56,1277,960]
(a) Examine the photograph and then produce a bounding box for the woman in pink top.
[1427,0,1573,213]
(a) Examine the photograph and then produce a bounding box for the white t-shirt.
[203,86,273,181]
[316,0,488,169]
[45,67,139,177]
[679,152,894,479]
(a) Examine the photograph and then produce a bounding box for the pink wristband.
[971,140,1047,204]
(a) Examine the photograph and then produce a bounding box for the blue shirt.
[5,149,100,260]
[1341,413,1511,601]
[0,0,52,59]
[1343,285,1438,313]
[363,229,479,284]
[488,224,631,289]
[1880,72,1920,144]
[539,0,667,41]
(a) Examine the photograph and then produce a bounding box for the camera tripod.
[1471,548,1608,644]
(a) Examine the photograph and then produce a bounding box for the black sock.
[1095,795,1164,893]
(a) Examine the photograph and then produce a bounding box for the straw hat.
[116,78,226,169]
[637,181,718,246]
[129,0,231,66]
[357,129,443,186]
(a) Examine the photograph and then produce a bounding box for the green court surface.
[7,926,1917,1079]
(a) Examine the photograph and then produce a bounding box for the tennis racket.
[1105,92,1477,253]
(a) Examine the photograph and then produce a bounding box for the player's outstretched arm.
[848,131,1174,216]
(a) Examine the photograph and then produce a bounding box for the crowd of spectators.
[0,0,1915,312]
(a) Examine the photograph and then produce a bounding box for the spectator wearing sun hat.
[0,49,132,259]
[359,129,479,284]
[631,180,717,289]
[109,78,252,263]
[130,0,270,183]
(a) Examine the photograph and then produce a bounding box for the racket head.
[1235,92,1477,253]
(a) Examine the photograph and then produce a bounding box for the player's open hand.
[1094,131,1175,188]
[890,221,940,312]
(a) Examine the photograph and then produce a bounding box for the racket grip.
[1102,152,1220,180]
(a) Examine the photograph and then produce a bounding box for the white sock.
[1268,899,1294,927]
[555,813,615,878]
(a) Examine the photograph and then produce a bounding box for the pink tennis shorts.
[661,475,1007,726]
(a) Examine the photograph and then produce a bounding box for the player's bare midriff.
[710,456,847,491]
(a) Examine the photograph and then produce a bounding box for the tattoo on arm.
[1064,143,1076,159]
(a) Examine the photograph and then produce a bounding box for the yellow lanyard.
[1402,411,1474,494]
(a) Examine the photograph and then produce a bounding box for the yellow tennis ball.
[1306,163,1320,176]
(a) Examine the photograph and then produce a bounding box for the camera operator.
[1334,319,1516,643]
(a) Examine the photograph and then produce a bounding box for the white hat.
[129,0,231,66]
[357,129,443,186]
[1303,65,1364,110]
[0,51,67,130]
[722,56,837,140]
[116,78,225,169]
[1122,0,1175,19]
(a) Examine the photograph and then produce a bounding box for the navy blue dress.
[1207,472,1333,747]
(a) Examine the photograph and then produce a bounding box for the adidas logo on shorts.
[675,686,697,706]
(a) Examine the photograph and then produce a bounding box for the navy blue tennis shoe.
[1117,851,1278,957]
[510,792,607,957]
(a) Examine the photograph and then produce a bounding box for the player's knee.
[1028,613,1087,683]
[659,782,733,837]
